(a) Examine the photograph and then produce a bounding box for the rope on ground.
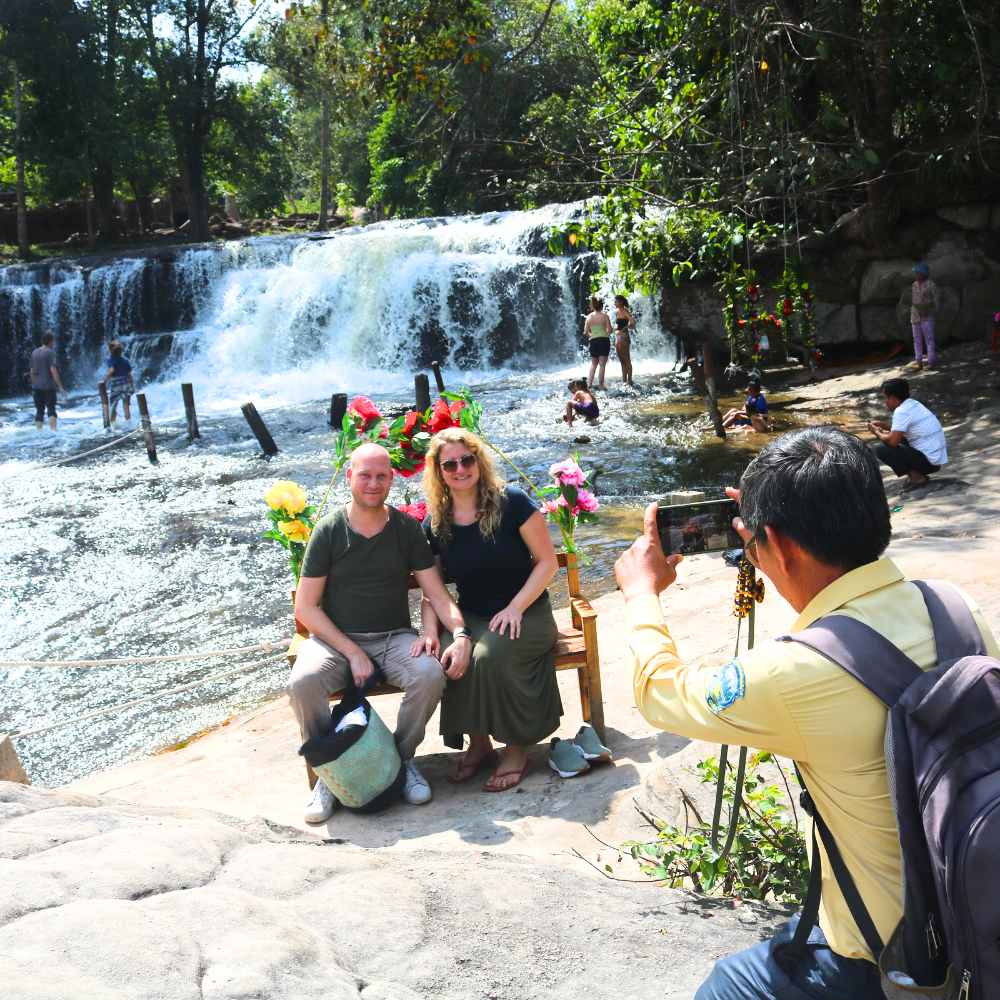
[0,638,291,670]
[11,652,288,742]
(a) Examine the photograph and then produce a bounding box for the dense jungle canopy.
[2,1,999,279]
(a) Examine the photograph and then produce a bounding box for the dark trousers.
[33,388,57,421]
[695,916,883,1000]
[873,441,939,478]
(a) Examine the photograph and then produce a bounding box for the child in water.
[562,378,600,425]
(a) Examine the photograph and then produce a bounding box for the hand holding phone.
[614,503,684,600]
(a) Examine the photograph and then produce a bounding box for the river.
[0,205,757,786]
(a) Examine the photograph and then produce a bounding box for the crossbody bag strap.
[788,765,885,962]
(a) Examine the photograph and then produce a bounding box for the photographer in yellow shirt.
[615,427,998,1000]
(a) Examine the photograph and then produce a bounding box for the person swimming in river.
[613,295,635,386]
[562,378,600,426]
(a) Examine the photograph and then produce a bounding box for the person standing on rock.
[910,261,938,370]
[614,427,997,1000]
[583,296,613,390]
[29,331,66,431]
[869,377,947,491]
[613,295,636,386]
[290,444,472,824]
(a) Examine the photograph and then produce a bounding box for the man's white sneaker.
[304,779,337,824]
[403,760,432,805]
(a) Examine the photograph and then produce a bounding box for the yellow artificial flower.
[264,480,308,514]
[278,518,311,544]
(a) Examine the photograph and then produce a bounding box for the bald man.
[291,444,472,822]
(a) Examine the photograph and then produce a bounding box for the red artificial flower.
[737,319,746,327]
[401,410,423,441]
[348,396,382,432]
[429,398,465,434]
[782,297,793,316]
[397,501,428,521]
[397,458,426,479]
[775,318,782,327]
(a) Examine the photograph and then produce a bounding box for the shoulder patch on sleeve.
[705,660,746,715]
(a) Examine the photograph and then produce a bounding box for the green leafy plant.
[625,751,808,904]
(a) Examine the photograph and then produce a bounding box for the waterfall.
[1,204,675,406]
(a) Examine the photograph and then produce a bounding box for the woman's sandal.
[447,749,499,784]
[483,757,530,792]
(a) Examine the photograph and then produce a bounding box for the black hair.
[881,378,910,401]
[614,294,628,308]
[738,426,891,571]
[41,331,54,346]
[109,340,124,357]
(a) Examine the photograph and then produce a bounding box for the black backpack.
[781,580,999,1000]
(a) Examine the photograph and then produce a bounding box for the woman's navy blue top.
[423,485,544,618]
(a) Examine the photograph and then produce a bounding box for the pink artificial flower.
[575,488,599,513]
[540,499,559,514]
[556,494,570,508]
[549,459,585,487]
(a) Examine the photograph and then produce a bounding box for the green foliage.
[625,751,809,905]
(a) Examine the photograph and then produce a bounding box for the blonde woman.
[418,427,562,791]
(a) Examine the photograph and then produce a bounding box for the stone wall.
[661,202,1000,349]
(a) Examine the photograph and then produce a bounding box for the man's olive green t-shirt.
[300,505,435,633]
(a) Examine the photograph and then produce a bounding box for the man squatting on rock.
[615,427,998,999]
[290,443,472,824]
[869,377,947,491]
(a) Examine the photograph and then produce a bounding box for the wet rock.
[937,203,992,231]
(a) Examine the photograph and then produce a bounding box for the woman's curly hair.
[422,427,506,543]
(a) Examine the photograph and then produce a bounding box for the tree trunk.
[85,193,97,249]
[318,92,331,231]
[182,138,210,242]
[317,0,331,231]
[13,67,29,259]
[92,160,117,241]
[690,344,726,440]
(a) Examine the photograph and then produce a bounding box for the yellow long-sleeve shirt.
[628,557,999,962]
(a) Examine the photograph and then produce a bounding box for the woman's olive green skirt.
[440,596,563,750]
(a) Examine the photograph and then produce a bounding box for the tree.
[127,0,271,242]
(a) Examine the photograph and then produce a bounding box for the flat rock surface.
[9,343,998,998]
[0,781,785,1000]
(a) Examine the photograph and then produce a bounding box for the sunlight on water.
[0,204,739,787]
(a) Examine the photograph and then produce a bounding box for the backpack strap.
[788,766,886,962]
[778,615,921,707]
[910,580,986,665]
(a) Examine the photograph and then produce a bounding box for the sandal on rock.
[483,757,529,792]
[448,749,499,784]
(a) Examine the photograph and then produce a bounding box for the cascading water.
[2,204,729,788]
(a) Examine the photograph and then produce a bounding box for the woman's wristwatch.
[453,626,472,641]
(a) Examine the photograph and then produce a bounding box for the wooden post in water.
[136,393,159,464]
[0,734,30,785]
[414,373,431,413]
[431,361,446,396]
[241,401,279,456]
[98,382,111,430]
[181,383,200,441]
[329,392,347,429]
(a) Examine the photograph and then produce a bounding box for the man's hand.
[725,486,754,548]
[614,502,684,601]
[489,604,522,639]
[440,635,471,680]
[348,649,376,687]
[409,633,440,658]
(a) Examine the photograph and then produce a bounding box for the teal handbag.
[298,666,404,813]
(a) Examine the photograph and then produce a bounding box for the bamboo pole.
[136,393,158,464]
[414,373,431,413]
[98,382,111,430]
[181,383,200,441]
[241,401,278,456]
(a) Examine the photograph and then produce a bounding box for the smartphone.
[656,498,742,556]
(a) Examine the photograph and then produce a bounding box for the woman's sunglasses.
[440,454,477,473]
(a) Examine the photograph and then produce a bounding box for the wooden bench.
[288,552,604,787]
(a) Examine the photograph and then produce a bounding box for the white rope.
[0,638,291,670]
[11,652,287,741]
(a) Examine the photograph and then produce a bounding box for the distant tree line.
[1,1,997,266]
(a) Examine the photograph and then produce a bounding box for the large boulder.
[815,302,859,343]
[0,782,784,1000]
[937,203,992,231]
[957,275,1000,342]
[859,259,915,305]
[891,284,962,343]
[925,233,990,286]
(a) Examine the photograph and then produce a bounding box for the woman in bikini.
[613,295,635,386]
[583,296,613,390]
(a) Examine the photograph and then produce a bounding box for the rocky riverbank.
[4,342,999,998]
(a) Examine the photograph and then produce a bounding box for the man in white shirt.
[869,378,947,490]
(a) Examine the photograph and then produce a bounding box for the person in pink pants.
[910,261,938,369]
